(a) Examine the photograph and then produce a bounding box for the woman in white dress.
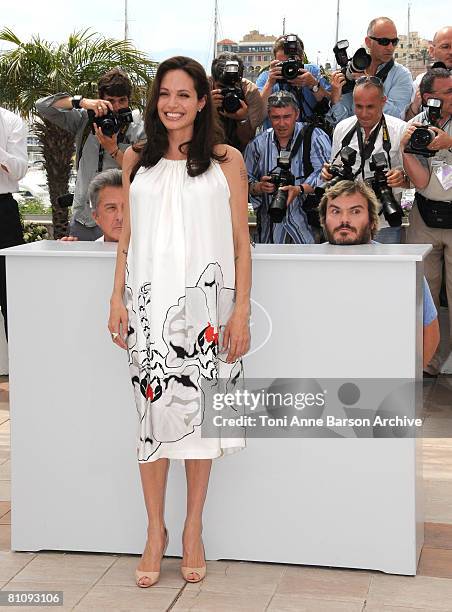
[108,56,251,587]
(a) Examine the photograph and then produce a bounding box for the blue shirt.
[244,122,331,244]
[256,64,331,129]
[423,279,437,326]
[370,241,437,325]
[326,61,413,127]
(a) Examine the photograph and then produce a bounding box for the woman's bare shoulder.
[214,144,243,166]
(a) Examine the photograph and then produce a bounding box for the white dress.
[125,158,246,462]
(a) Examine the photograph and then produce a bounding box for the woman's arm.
[108,146,139,349]
[218,145,252,364]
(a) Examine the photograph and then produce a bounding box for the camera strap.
[336,116,391,178]
[374,59,394,84]
[289,125,307,162]
[97,145,105,173]
[356,116,392,175]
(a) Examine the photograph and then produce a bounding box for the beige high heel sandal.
[181,540,206,583]
[135,528,169,588]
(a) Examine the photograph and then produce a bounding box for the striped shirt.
[244,122,331,244]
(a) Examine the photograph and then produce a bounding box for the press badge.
[433,160,452,191]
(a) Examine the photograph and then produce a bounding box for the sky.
[2,0,450,70]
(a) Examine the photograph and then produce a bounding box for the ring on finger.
[111,332,119,341]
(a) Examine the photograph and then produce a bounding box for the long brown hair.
[132,56,225,179]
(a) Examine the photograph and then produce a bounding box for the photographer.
[322,76,408,243]
[36,67,144,240]
[327,17,412,127]
[405,27,452,121]
[244,91,331,244]
[402,67,452,376]
[211,52,265,151]
[257,34,331,126]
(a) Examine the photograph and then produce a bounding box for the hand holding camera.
[333,40,371,95]
[321,162,335,182]
[291,69,318,89]
[427,126,452,151]
[278,184,303,206]
[385,168,407,188]
[211,88,249,121]
[403,98,444,157]
[79,98,113,117]
[257,176,276,194]
[92,123,118,153]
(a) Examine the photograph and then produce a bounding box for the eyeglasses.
[355,75,384,87]
[369,36,399,47]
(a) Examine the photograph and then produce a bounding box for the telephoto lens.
[269,188,289,223]
[368,153,403,227]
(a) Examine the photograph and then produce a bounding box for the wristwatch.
[311,82,320,93]
[71,95,83,109]
[298,185,305,196]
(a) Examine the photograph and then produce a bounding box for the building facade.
[217,30,277,82]
[395,32,431,77]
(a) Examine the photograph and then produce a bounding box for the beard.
[325,223,372,245]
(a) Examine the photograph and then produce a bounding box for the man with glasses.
[322,76,408,243]
[328,17,413,127]
[406,27,452,121]
[244,91,331,244]
[402,68,452,376]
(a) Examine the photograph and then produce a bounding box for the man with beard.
[319,179,440,368]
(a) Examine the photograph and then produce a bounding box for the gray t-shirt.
[36,94,145,227]
[409,112,452,202]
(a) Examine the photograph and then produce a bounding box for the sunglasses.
[355,75,383,87]
[369,36,399,47]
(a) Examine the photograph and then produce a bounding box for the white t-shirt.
[331,114,407,229]
[95,235,105,242]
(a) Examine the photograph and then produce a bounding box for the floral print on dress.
[125,262,242,461]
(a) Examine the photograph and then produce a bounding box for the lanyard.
[334,116,392,179]
[274,134,293,154]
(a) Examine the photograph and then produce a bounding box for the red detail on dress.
[146,385,154,400]
[205,323,218,344]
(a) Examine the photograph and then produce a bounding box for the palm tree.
[0,28,156,237]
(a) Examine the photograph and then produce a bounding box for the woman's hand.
[222,307,250,364]
[108,294,128,350]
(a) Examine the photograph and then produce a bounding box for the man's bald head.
[433,27,452,44]
[430,27,452,69]
[367,17,396,37]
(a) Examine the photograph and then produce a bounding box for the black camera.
[404,98,442,158]
[315,146,357,198]
[88,107,133,137]
[268,152,295,223]
[218,60,244,113]
[368,153,403,227]
[333,40,371,94]
[278,34,303,81]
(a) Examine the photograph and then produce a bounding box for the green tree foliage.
[0,28,156,237]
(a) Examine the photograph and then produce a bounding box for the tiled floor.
[1,375,452,611]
